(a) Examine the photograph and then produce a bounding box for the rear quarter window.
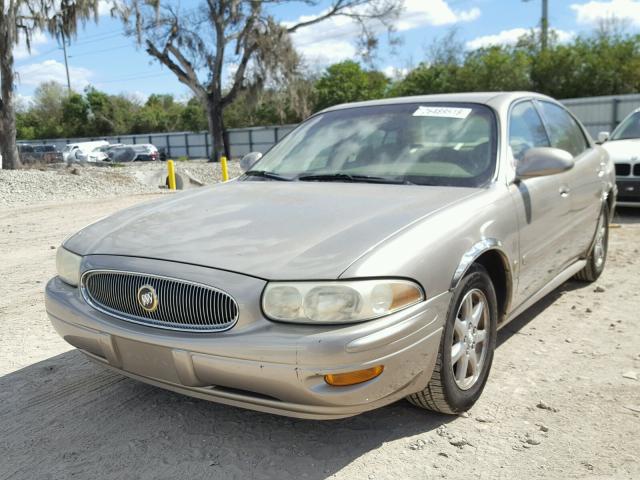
[538,101,589,157]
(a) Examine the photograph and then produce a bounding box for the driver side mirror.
[597,131,610,144]
[240,152,262,172]
[516,147,574,180]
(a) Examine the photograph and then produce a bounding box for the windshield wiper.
[244,170,293,181]
[297,173,411,184]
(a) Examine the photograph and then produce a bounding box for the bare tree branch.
[117,0,401,160]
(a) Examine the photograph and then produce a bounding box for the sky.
[12,0,640,105]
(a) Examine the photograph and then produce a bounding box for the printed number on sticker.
[413,106,472,119]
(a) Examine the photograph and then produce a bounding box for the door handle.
[559,186,571,197]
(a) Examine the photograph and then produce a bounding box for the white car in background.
[62,141,109,163]
[76,145,110,163]
[599,108,640,206]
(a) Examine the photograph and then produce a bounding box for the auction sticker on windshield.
[412,106,472,119]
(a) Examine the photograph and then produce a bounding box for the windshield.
[247,103,497,187]
[611,111,640,141]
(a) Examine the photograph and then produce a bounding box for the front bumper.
[616,178,640,206]
[45,258,447,419]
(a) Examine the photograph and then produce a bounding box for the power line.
[93,72,175,85]
[68,44,133,58]
[68,31,127,47]
[73,29,125,42]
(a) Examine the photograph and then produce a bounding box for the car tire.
[407,264,498,414]
[574,205,609,283]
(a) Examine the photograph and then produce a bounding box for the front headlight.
[56,247,82,287]
[262,279,424,324]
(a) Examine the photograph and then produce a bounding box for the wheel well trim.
[450,238,513,316]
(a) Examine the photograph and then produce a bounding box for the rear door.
[508,100,571,305]
[536,101,602,262]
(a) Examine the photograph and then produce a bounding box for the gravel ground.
[0,160,242,207]
[0,188,639,479]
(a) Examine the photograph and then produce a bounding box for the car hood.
[601,138,640,160]
[65,181,480,280]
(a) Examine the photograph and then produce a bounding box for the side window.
[538,101,589,157]
[509,101,550,161]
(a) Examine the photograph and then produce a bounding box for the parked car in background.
[76,146,110,163]
[105,144,159,162]
[598,108,640,206]
[130,144,159,161]
[18,144,63,164]
[47,92,615,419]
[62,141,109,163]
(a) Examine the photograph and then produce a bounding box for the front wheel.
[407,264,498,414]
[574,205,609,282]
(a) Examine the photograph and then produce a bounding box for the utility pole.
[523,0,550,50]
[59,19,71,94]
[541,0,549,50]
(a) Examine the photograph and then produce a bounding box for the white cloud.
[396,0,480,30]
[382,65,409,79]
[289,0,480,66]
[16,60,93,89]
[15,93,34,111]
[13,31,49,60]
[571,0,640,26]
[466,27,574,49]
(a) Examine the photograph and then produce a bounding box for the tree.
[120,0,401,160]
[62,92,90,137]
[314,60,389,111]
[30,81,66,138]
[0,1,101,169]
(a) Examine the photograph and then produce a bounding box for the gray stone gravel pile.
[0,160,242,207]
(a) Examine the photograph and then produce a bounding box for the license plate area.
[115,337,180,384]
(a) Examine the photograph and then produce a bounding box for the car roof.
[319,91,558,114]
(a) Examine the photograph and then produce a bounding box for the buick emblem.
[137,284,159,313]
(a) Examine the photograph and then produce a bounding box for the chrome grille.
[81,270,238,332]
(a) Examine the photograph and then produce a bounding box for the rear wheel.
[407,264,498,414]
[575,205,609,282]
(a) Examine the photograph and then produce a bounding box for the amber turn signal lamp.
[324,365,384,386]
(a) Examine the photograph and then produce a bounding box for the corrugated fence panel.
[563,94,640,137]
[19,93,640,156]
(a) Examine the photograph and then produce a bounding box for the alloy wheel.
[451,288,490,390]
[593,213,607,269]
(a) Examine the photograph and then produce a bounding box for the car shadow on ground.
[497,280,584,348]
[0,350,454,480]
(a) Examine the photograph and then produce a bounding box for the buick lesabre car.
[598,108,640,206]
[46,92,615,419]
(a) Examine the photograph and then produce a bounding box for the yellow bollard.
[167,159,176,190]
[220,155,229,182]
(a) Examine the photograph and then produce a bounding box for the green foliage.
[14,28,640,142]
[181,98,208,132]
[62,93,90,137]
[389,29,640,99]
[314,61,389,111]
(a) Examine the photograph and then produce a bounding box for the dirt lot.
[1,191,639,480]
